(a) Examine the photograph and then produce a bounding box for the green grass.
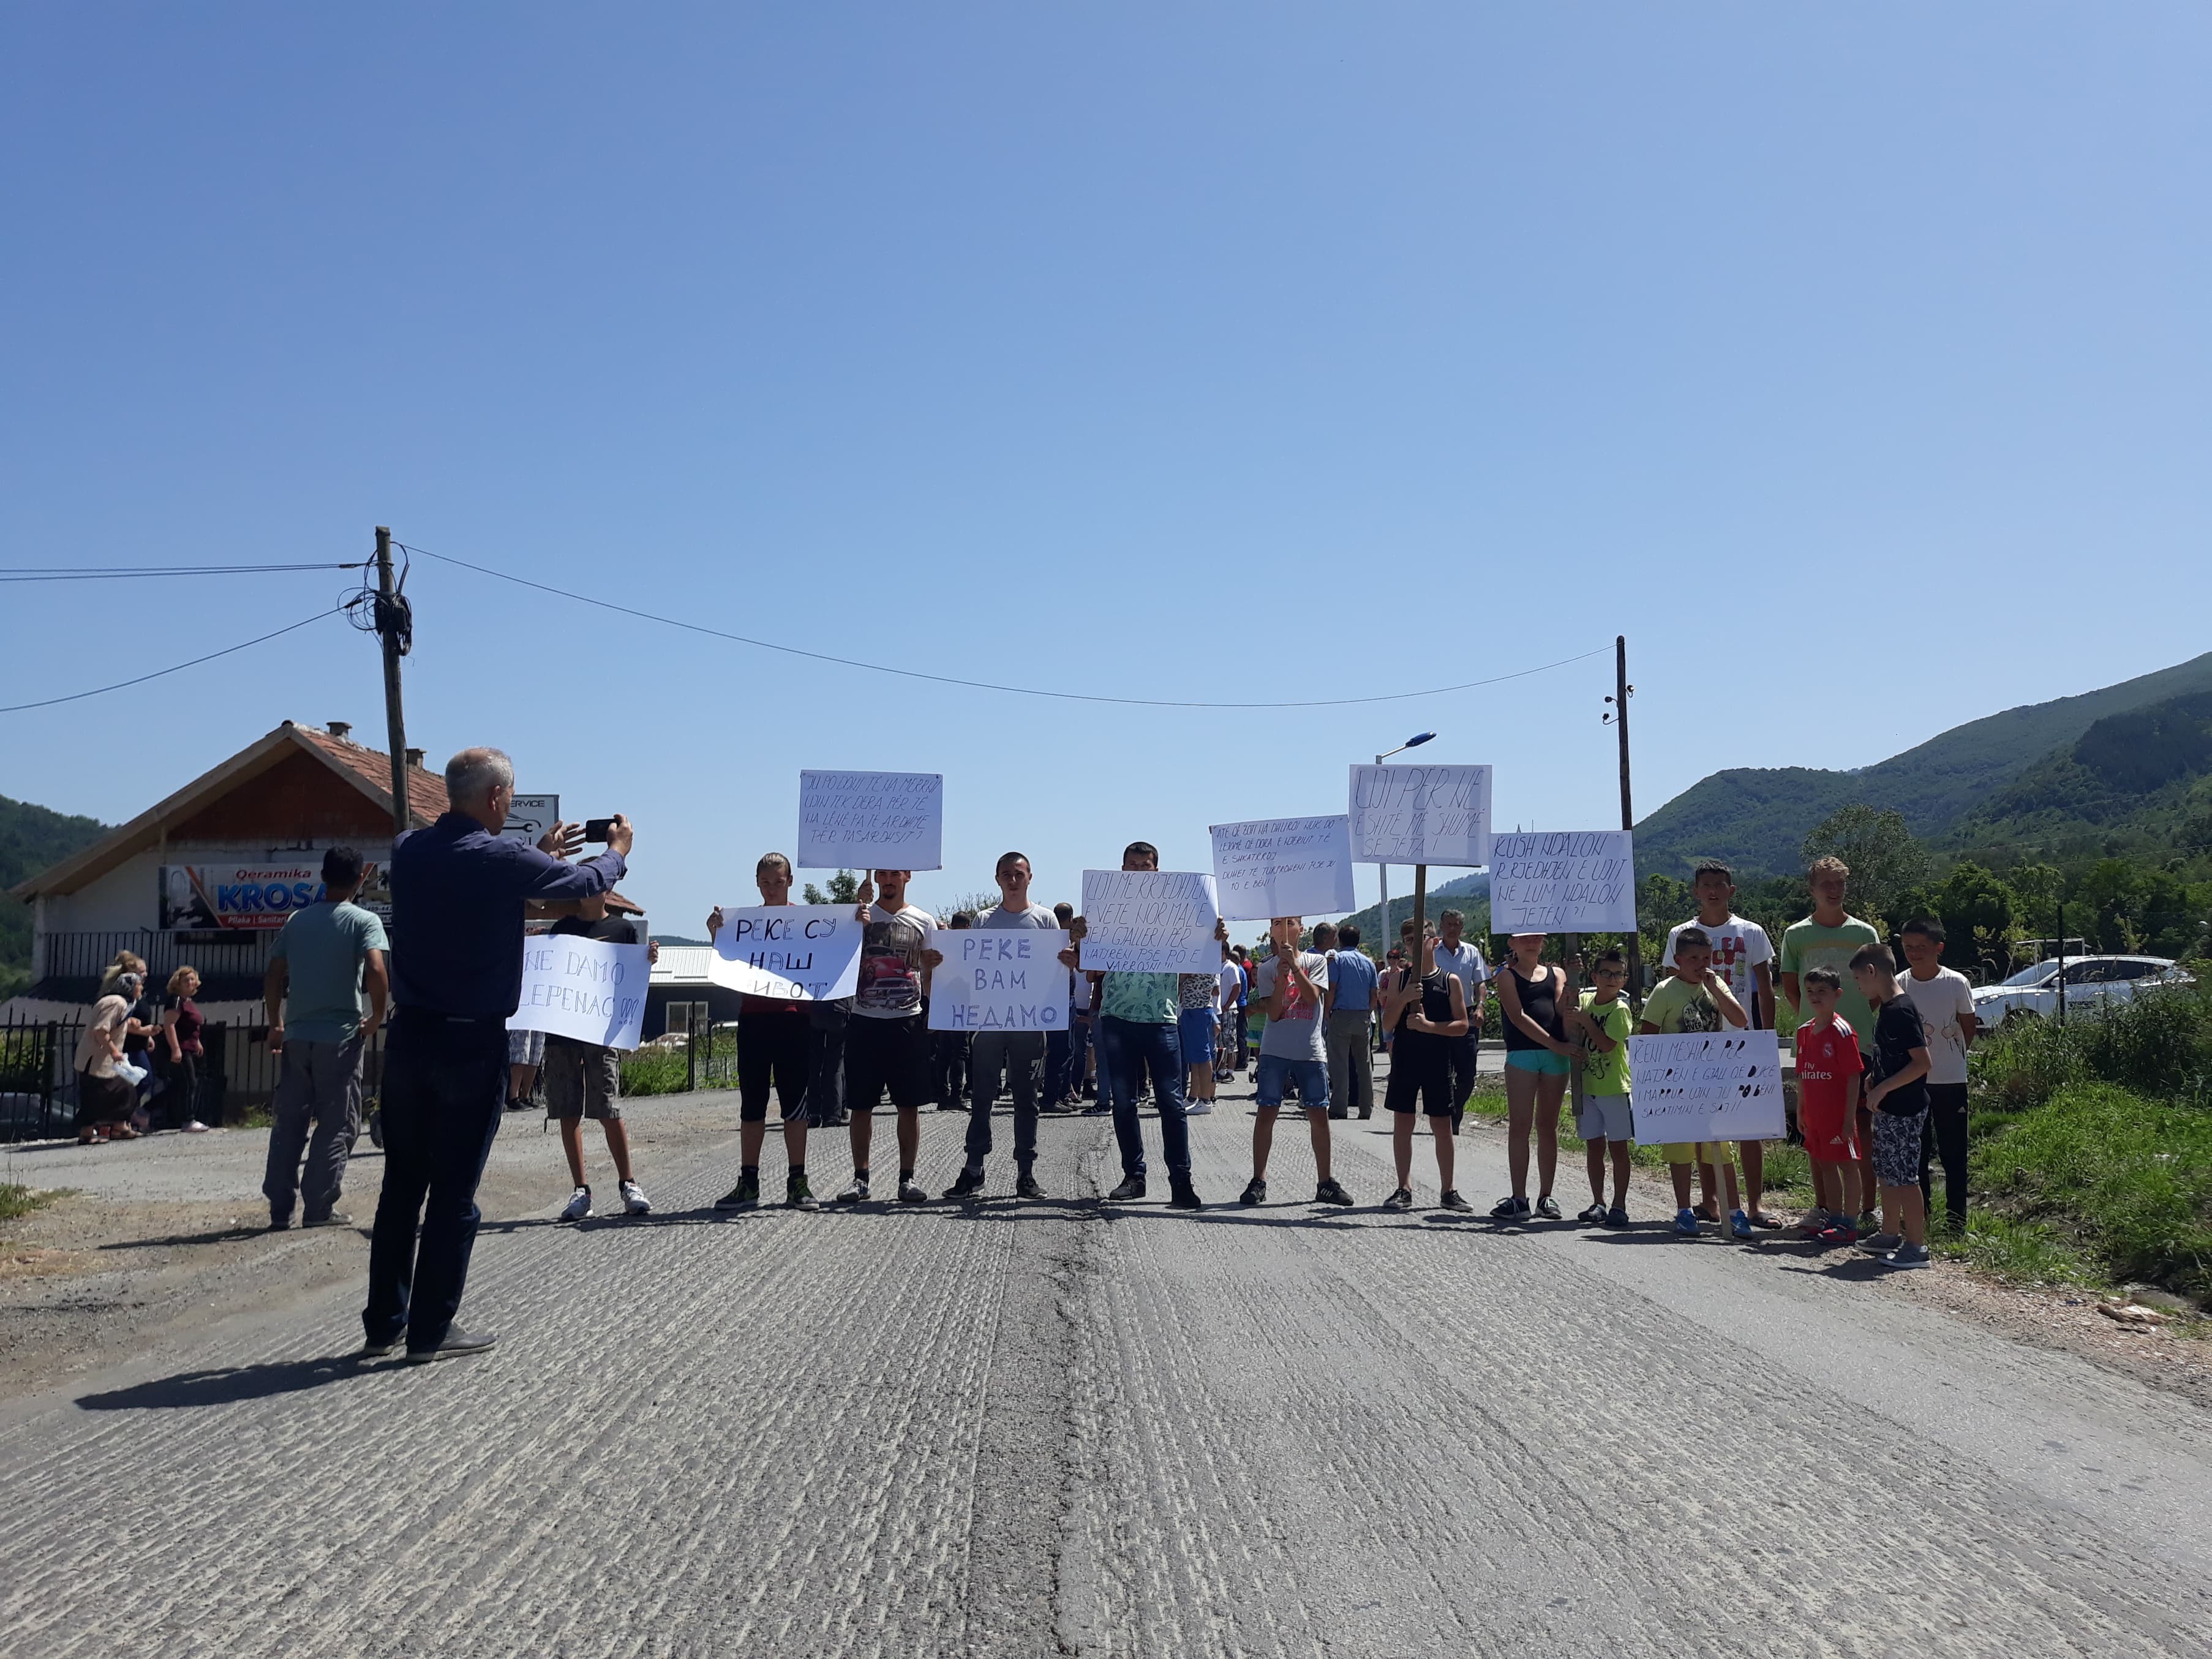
[0,1183,67,1222]
[1935,1212,2099,1287]
[619,1033,739,1098]
[1971,977,2212,1113]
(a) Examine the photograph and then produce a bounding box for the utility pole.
[1607,635,1639,1008]
[374,527,412,840]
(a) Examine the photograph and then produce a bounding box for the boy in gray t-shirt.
[1240,917,1353,1209]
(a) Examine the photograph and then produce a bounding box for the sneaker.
[404,1326,497,1364]
[1491,1195,1533,1221]
[1535,1194,1562,1220]
[897,1177,930,1204]
[715,1173,761,1210]
[1015,1172,1046,1200]
[1383,1187,1415,1211]
[1859,1232,1904,1254]
[1082,1102,1112,1116]
[1314,1178,1354,1207]
[1604,1205,1630,1227]
[1816,1221,1860,1246]
[1796,1208,1831,1240]
[1674,1207,1700,1235]
[560,1186,593,1222]
[835,1176,870,1205]
[1885,1243,1932,1270]
[786,1173,821,1212]
[1729,1208,1753,1240]
[360,1335,399,1358]
[1168,1184,1203,1211]
[303,1212,353,1229]
[181,1119,209,1134]
[944,1167,987,1200]
[620,1179,652,1216]
[1184,1100,1213,1116]
[1239,1178,1268,1206]
[1107,1177,1145,1202]
[1439,1189,1473,1213]
[1578,1202,1609,1224]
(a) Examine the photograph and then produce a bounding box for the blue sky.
[4,4,2208,930]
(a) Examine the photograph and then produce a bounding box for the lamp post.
[1372,732,1435,955]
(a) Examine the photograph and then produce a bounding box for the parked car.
[1971,955,2194,1028]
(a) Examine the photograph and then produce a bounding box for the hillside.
[1326,871,1489,955]
[1636,651,2212,879]
[1,794,110,991]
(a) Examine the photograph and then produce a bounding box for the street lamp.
[1372,732,1435,957]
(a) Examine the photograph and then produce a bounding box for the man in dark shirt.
[363,747,631,1363]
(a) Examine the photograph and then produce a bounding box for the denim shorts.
[1178,1007,1217,1067]
[1255,1054,1329,1112]
[1505,1048,1572,1077]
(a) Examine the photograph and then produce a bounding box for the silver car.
[1971,955,2194,1028]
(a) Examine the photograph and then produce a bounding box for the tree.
[1911,862,2014,977]
[1800,805,1930,924]
[802,870,860,906]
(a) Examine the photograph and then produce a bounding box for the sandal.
[105,1125,140,1140]
[1748,1210,1786,1230]
[1691,1202,1718,1223]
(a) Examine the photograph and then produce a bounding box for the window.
[664,1001,710,1036]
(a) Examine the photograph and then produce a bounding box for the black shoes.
[1382,1187,1413,1211]
[715,1174,760,1210]
[405,1326,497,1364]
[1239,1178,1268,1206]
[1015,1171,1046,1200]
[1440,1189,1473,1213]
[1107,1178,1146,1202]
[943,1167,987,1200]
[787,1173,820,1211]
[1168,1184,1203,1211]
[1314,1178,1354,1207]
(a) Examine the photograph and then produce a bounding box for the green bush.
[1970,1080,2212,1301]
[1971,977,2212,1112]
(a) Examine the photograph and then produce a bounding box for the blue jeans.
[364,1015,507,1350]
[1255,1054,1330,1113]
[1099,1014,1189,1183]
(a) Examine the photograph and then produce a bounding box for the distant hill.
[1329,871,1489,955]
[1636,652,2212,879]
[1,794,110,991]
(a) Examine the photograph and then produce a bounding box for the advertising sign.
[500,794,561,846]
[158,862,389,931]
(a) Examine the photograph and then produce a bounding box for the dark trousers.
[1445,1033,1478,1128]
[965,1031,1044,1168]
[1919,1082,1971,1227]
[932,1030,972,1107]
[1044,1026,1074,1100]
[1099,1015,1189,1183]
[737,1007,810,1123]
[364,1016,506,1350]
[807,1001,849,1126]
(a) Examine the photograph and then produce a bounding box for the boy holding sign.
[839,870,938,1205]
[704,852,824,1213]
[1240,919,1354,1208]
[1638,928,1751,1237]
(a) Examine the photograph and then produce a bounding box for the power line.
[0,606,345,714]
[400,543,1612,710]
[0,562,362,582]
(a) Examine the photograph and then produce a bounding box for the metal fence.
[0,1014,387,1142]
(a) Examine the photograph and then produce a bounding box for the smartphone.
[583,818,616,843]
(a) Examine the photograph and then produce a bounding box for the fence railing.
[35,929,281,991]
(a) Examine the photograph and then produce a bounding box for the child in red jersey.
[1793,967,1866,1242]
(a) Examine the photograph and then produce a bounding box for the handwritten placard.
[1209,815,1356,921]
[508,935,650,1049]
[925,928,1072,1032]
[1488,830,1637,933]
[1348,764,1492,867]
[705,905,865,1001]
[797,771,944,870]
[1078,870,1221,974]
[1627,1030,1785,1143]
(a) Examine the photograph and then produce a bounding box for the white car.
[1971,955,2194,1028]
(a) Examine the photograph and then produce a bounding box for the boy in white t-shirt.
[1897,917,1977,1233]
[1663,862,1781,1227]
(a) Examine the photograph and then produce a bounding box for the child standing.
[1571,949,1636,1225]
[1638,927,1751,1236]
[1791,968,1864,1242]
[1851,943,1934,1269]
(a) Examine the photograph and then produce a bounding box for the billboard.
[158,861,389,931]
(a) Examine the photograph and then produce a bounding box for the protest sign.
[1348,764,1492,867]
[1627,1029,1786,1144]
[1208,815,1356,921]
[508,935,650,1050]
[705,906,865,1001]
[1488,831,1637,933]
[797,771,942,870]
[925,928,1072,1032]
[1077,870,1221,974]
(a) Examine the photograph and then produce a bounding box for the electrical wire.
[0,562,361,582]
[399,543,1611,710]
[0,606,345,714]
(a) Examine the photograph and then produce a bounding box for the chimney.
[327,721,352,740]
[405,748,426,770]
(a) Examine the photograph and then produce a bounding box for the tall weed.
[1971,978,2212,1112]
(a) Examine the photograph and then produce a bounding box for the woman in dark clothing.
[160,966,211,1132]
[1378,921,1471,1214]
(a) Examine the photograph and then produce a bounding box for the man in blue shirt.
[363,747,631,1364]
[1323,922,1379,1119]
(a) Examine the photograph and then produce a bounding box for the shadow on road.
[77,1353,388,1411]
[97,1224,271,1251]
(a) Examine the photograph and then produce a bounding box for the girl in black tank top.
[1501,958,1565,1051]
[1495,933,1576,1221]
[1381,932,1473,1213]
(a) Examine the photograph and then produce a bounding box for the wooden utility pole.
[1612,635,1639,1009]
[374,527,411,839]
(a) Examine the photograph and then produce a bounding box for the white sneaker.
[619,1179,651,1216]
[561,1186,593,1222]
[182,1120,209,1134]
[1184,1100,1214,1116]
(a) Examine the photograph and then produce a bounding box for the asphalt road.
[3,1070,2210,1658]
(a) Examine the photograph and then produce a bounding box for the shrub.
[1971,978,2212,1112]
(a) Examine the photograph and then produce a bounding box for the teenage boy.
[938,852,1080,1200]
[1241,918,1353,1208]
[1432,909,1489,1135]
[838,870,938,1205]
[705,852,821,1212]
[1850,943,1933,1268]
[546,895,656,1221]
[1323,922,1377,1119]
[1044,900,1082,1109]
[1792,968,1865,1242]
[1639,927,1751,1236]
[1898,917,1977,1233]
[1573,949,1635,1225]
[1780,856,1884,1228]
[1666,862,1782,1228]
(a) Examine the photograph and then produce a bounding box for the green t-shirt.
[270,900,389,1043]
[1779,915,1883,1048]
[1640,973,1725,1036]
[1578,990,1633,1095]
[1100,971,1178,1025]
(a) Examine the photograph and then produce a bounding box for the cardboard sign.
[1627,1030,1786,1143]
[925,927,1072,1032]
[500,794,561,846]
[509,935,650,1050]
[1209,815,1356,921]
[705,905,865,1001]
[1488,831,1637,933]
[797,771,943,870]
[1348,764,1492,867]
[1078,870,1221,974]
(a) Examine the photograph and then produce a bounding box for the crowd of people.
[73,955,212,1143]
